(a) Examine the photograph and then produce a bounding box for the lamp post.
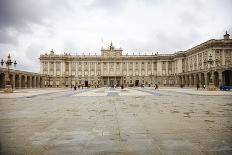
[204,53,218,91]
[1,54,17,93]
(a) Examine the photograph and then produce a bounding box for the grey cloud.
[0,0,232,72]
[0,30,19,45]
[0,0,72,45]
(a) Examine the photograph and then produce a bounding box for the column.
[12,74,15,89]
[204,72,208,86]
[211,71,214,84]
[88,62,90,78]
[54,62,56,76]
[133,62,135,76]
[189,75,192,86]
[41,77,45,87]
[126,62,129,76]
[151,61,154,75]
[198,73,202,86]
[18,75,21,89]
[94,62,97,76]
[82,62,84,78]
[48,61,50,75]
[69,62,71,76]
[76,62,78,77]
[166,61,168,75]
[193,74,196,86]
[218,70,223,87]
[145,62,147,76]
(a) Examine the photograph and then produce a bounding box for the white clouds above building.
[0,0,231,72]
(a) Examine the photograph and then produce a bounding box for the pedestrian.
[74,85,77,91]
[156,84,159,89]
[203,84,206,89]
[197,84,199,90]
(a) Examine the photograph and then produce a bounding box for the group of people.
[73,84,101,90]
[73,85,83,90]
[197,84,206,90]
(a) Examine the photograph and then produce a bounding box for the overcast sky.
[0,0,232,72]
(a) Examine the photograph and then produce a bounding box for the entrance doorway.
[135,80,139,87]
[222,70,232,86]
[116,80,120,87]
[84,80,88,87]
[110,80,114,87]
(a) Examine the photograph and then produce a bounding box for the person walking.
[155,84,158,89]
[203,84,206,89]
[197,83,200,90]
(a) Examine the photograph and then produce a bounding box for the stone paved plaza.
[0,87,232,155]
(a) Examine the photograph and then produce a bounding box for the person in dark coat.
[197,84,200,90]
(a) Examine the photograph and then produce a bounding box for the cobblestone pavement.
[0,87,232,155]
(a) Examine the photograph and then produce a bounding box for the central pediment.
[101,42,122,57]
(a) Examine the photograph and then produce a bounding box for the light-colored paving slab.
[145,87,232,96]
[0,87,232,155]
[72,87,152,97]
[0,88,72,98]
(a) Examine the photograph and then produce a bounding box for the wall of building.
[39,33,232,88]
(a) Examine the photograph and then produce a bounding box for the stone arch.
[21,75,26,88]
[15,74,20,88]
[222,70,232,86]
[0,73,5,89]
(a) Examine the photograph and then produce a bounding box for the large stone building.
[39,32,232,88]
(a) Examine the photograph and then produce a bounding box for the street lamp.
[204,53,218,91]
[1,54,17,93]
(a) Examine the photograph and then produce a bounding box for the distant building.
[39,32,232,88]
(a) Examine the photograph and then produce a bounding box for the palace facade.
[39,32,232,88]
